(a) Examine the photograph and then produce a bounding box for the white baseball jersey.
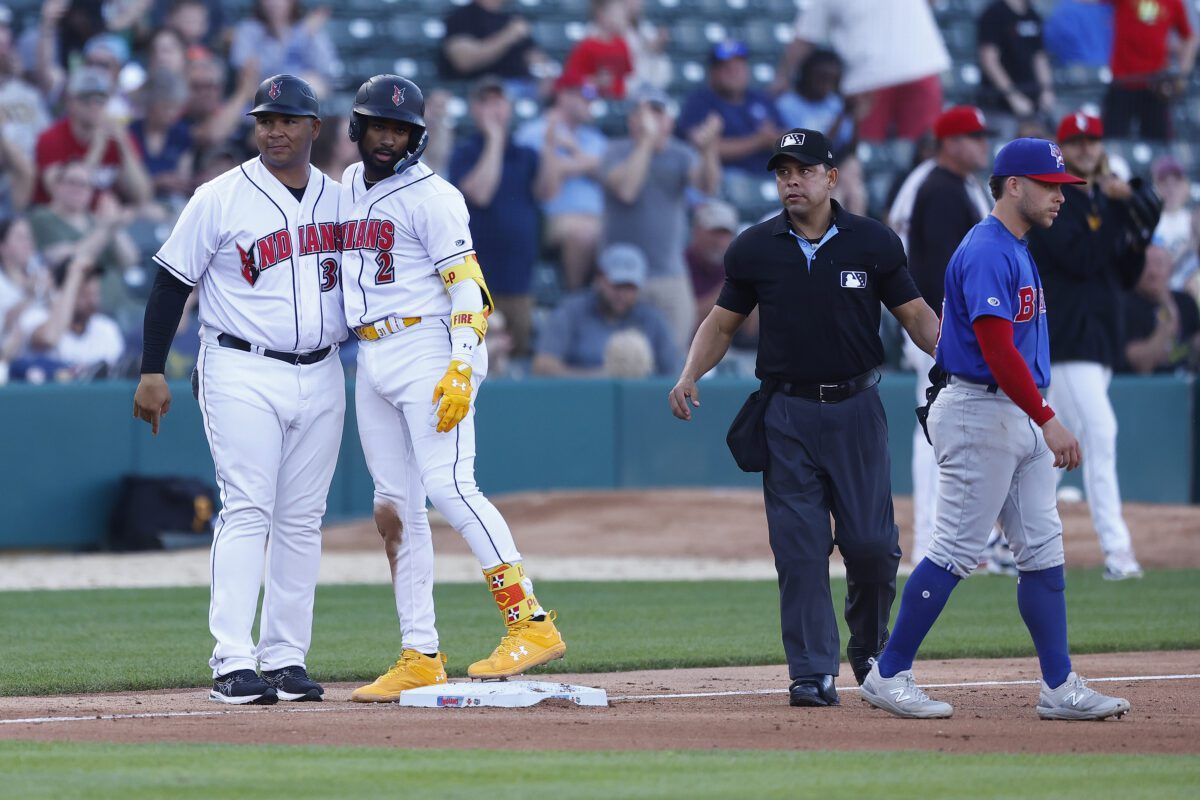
[339,161,474,326]
[154,157,346,352]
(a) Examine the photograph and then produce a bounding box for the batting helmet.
[248,74,320,118]
[348,74,428,175]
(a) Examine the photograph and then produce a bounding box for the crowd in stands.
[0,0,1197,386]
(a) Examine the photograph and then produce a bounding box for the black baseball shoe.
[788,674,840,707]
[847,630,890,686]
[261,665,324,701]
[210,669,279,705]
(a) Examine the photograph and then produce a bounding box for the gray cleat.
[860,660,953,719]
[1037,672,1131,720]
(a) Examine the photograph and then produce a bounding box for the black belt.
[766,369,880,403]
[217,333,333,365]
[949,375,999,394]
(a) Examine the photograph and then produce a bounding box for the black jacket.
[1026,184,1144,367]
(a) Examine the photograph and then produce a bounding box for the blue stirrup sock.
[1016,564,1072,689]
[876,558,961,679]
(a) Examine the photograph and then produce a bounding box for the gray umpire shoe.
[860,660,953,719]
[1037,672,1131,720]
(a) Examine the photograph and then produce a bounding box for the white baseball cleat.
[860,660,953,719]
[1103,550,1143,581]
[1037,672,1130,720]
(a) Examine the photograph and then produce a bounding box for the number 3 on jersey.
[320,258,339,292]
[374,252,394,285]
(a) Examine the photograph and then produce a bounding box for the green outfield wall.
[0,373,1193,550]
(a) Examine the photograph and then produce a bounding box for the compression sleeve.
[448,278,485,366]
[140,267,193,374]
[973,316,1055,426]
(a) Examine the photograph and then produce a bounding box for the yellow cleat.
[468,611,566,679]
[350,650,447,702]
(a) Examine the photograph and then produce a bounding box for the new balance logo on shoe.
[890,687,911,702]
[1064,691,1081,706]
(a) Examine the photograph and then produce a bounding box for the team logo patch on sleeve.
[840,271,867,288]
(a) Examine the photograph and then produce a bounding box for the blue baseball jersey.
[936,215,1051,387]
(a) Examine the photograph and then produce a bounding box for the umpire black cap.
[766,128,835,171]
[248,73,320,118]
[348,74,426,141]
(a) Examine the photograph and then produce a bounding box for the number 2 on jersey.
[374,252,394,285]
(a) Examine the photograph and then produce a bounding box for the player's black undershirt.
[140,267,193,374]
[286,184,306,203]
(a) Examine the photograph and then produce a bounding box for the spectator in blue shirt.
[514,74,608,291]
[129,70,194,200]
[676,40,784,174]
[532,243,680,377]
[450,77,553,358]
[775,49,854,157]
[1044,0,1113,68]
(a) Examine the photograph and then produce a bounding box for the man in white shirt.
[778,0,950,141]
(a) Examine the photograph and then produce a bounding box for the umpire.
[669,128,940,707]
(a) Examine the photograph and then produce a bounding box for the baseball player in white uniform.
[336,75,565,702]
[133,75,345,705]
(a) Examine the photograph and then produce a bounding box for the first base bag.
[107,475,217,551]
[726,388,771,473]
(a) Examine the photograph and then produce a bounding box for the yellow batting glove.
[432,360,473,433]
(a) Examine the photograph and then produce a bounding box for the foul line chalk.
[1,673,1197,726]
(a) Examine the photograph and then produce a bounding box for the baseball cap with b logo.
[992,137,1087,184]
[767,128,835,171]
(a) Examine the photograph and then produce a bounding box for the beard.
[358,138,403,178]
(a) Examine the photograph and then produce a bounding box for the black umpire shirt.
[717,200,920,384]
[908,165,985,314]
[1026,184,1143,367]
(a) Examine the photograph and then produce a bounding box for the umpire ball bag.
[726,387,772,473]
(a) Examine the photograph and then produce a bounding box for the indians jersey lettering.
[154,158,346,352]
[339,161,475,325]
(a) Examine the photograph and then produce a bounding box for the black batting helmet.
[348,74,429,175]
[248,73,320,118]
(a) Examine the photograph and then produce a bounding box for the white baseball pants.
[196,332,345,677]
[355,317,523,654]
[1047,361,1133,556]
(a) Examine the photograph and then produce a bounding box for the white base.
[398,680,608,708]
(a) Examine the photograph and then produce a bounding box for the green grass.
[1,569,1197,696]
[0,742,1196,799]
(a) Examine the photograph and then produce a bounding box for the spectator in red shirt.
[33,67,152,207]
[1104,0,1198,140]
[559,0,634,100]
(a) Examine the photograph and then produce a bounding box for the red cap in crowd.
[934,106,989,139]
[1057,112,1104,142]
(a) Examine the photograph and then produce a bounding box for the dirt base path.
[326,490,1200,569]
[2,651,1196,755]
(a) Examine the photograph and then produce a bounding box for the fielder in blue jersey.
[860,138,1131,720]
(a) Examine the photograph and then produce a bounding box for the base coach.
[669,128,940,707]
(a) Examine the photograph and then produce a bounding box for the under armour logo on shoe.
[508,645,529,661]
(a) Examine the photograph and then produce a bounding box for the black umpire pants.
[762,386,900,679]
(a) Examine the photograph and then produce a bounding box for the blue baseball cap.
[710,40,749,63]
[992,137,1086,185]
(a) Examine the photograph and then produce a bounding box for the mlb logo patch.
[780,132,805,147]
[840,271,867,289]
